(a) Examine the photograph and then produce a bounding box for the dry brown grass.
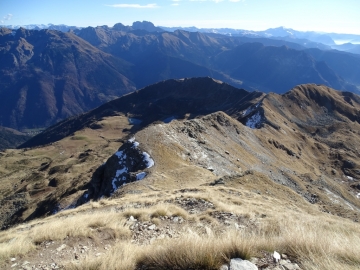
[1,174,360,269]
[136,230,253,270]
[68,242,137,270]
[62,212,360,270]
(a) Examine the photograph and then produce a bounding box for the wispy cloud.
[3,14,13,20]
[106,4,159,8]
[1,14,13,24]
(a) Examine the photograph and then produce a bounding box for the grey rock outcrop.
[77,138,154,205]
[221,258,258,270]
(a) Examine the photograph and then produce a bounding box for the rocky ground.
[2,195,303,270]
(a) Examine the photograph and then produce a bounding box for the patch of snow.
[115,150,124,158]
[128,118,142,125]
[111,137,154,193]
[136,172,147,180]
[115,167,128,177]
[242,102,261,117]
[143,152,155,168]
[357,193,360,199]
[133,141,139,147]
[112,178,118,191]
[346,175,354,181]
[246,112,262,129]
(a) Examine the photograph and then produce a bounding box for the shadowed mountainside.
[0,127,31,150]
[20,77,263,148]
[214,43,358,93]
[75,25,359,94]
[0,27,135,129]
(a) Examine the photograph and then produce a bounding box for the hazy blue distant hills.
[305,48,360,86]
[161,25,360,53]
[0,23,81,32]
[3,21,360,53]
[213,42,356,93]
[75,24,359,93]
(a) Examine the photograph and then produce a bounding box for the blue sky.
[1,0,359,34]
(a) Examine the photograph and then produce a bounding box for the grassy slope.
[1,84,360,269]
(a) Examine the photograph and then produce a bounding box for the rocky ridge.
[1,78,360,269]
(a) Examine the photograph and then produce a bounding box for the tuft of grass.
[136,230,253,270]
[122,210,148,221]
[150,208,168,218]
[88,220,106,229]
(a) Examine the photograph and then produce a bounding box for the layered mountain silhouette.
[214,42,357,93]
[74,25,360,94]
[1,22,360,132]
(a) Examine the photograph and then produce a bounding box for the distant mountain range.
[0,21,359,138]
[0,23,81,32]
[161,25,360,54]
[3,21,360,53]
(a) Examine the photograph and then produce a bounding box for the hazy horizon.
[1,0,360,35]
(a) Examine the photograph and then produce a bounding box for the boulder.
[229,258,258,270]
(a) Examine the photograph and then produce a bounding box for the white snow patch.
[128,137,140,147]
[115,167,128,177]
[242,102,260,117]
[112,169,128,191]
[111,137,154,192]
[143,152,154,168]
[136,172,147,180]
[246,112,262,129]
[346,175,354,181]
[357,193,360,199]
[133,142,139,147]
[128,118,142,125]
